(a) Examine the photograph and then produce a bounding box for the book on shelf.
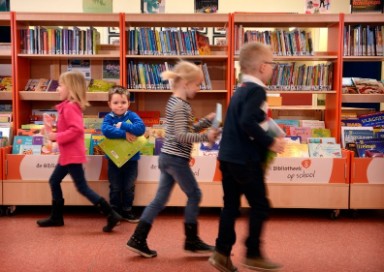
[341,118,362,127]
[24,79,40,92]
[196,32,211,55]
[300,120,325,128]
[350,0,383,13]
[141,0,166,14]
[102,60,120,80]
[194,0,218,13]
[311,128,331,138]
[289,126,312,143]
[284,136,301,143]
[308,143,342,158]
[345,142,359,157]
[355,138,384,158]
[12,135,43,154]
[88,79,115,92]
[277,143,309,158]
[89,134,105,155]
[358,111,384,127]
[0,76,12,91]
[307,137,336,144]
[341,126,374,148]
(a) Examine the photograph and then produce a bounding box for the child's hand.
[205,112,216,122]
[207,128,221,143]
[269,137,286,154]
[115,122,122,128]
[48,132,57,141]
[126,132,137,142]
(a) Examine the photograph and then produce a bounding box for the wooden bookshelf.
[123,13,232,119]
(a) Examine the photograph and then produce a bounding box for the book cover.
[90,134,105,155]
[196,32,211,55]
[341,118,362,127]
[300,120,325,128]
[311,128,331,138]
[350,0,383,13]
[307,137,336,144]
[18,144,42,155]
[24,79,40,91]
[308,143,342,158]
[284,136,302,143]
[47,79,59,92]
[290,126,312,143]
[276,143,309,158]
[12,135,43,154]
[345,142,359,157]
[195,0,218,13]
[98,135,148,168]
[355,138,384,158]
[352,77,384,94]
[341,126,374,148]
[358,111,384,127]
[88,79,115,92]
[141,0,166,14]
[35,78,51,92]
[102,60,120,79]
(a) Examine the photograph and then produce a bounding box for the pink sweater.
[55,100,86,166]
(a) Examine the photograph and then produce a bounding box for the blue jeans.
[49,163,101,204]
[108,159,138,211]
[140,153,202,225]
[215,160,270,258]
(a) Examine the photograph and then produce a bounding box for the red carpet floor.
[0,207,383,272]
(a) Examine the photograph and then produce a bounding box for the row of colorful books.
[277,141,342,158]
[268,62,333,91]
[274,119,330,144]
[235,26,314,56]
[127,28,211,56]
[20,26,101,55]
[341,126,384,153]
[127,61,212,90]
[343,25,384,56]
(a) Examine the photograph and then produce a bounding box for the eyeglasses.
[264,61,278,69]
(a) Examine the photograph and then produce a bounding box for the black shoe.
[103,210,122,233]
[127,236,157,258]
[184,237,214,253]
[121,210,140,223]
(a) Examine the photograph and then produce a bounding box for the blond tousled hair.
[59,71,90,110]
[239,42,273,74]
[161,60,203,88]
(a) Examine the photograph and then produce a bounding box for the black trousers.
[215,160,270,258]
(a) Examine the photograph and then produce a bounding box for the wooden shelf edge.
[342,94,384,103]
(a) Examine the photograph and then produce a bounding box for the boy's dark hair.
[108,85,130,101]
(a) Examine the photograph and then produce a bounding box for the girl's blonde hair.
[161,61,203,87]
[59,71,90,110]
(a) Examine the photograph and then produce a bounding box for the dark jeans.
[215,160,270,258]
[108,159,138,211]
[49,163,101,204]
[140,153,202,225]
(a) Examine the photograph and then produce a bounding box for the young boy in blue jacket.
[102,86,146,223]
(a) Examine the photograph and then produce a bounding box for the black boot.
[184,223,214,253]
[126,221,157,258]
[96,198,122,233]
[37,199,64,227]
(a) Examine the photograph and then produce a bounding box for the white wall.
[11,0,351,13]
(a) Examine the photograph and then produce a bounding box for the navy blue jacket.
[218,82,274,165]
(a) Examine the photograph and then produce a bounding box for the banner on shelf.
[137,155,222,182]
[266,157,347,184]
[6,155,106,181]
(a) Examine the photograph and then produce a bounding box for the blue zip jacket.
[101,110,146,161]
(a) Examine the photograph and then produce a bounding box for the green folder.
[98,135,147,168]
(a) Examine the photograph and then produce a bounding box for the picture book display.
[355,138,384,158]
[341,126,374,148]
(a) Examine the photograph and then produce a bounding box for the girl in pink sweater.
[37,71,121,232]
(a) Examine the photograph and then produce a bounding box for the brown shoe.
[242,257,282,271]
[209,251,238,272]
